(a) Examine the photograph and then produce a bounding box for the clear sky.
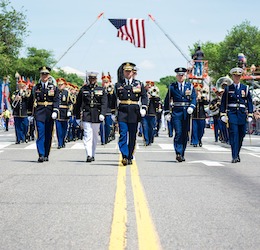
[11,0,260,82]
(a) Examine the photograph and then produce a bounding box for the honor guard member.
[111,62,148,166]
[220,67,253,163]
[164,67,197,162]
[142,81,161,145]
[53,78,73,149]
[191,84,209,147]
[100,72,114,145]
[74,71,107,162]
[12,79,32,144]
[33,66,59,162]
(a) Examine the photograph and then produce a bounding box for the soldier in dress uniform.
[164,67,197,162]
[142,81,161,146]
[74,71,107,162]
[220,67,253,163]
[53,78,73,149]
[12,79,32,144]
[33,66,59,162]
[191,84,209,147]
[111,62,148,166]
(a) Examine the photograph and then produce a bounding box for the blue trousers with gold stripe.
[118,121,138,160]
[36,120,54,158]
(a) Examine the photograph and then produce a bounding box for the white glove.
[165,114,172,122]
[99,114,105,122]
[28,116,34,122]
[247,117,253,123]
[67,111,72,117]
[140,109,146,117]
[111,114,117,122]
[187,107,193,114]
[76,119,81,125]
[51,112,57,120]
[221,116,227,123]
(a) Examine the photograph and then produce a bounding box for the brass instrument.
[148,86,159,97]
[106,84,114,95]
[215,76,232,92]
[12,89,30,108]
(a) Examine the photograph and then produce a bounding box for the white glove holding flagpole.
[67,111,72,117]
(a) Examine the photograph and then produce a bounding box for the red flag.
[108,18,146,48]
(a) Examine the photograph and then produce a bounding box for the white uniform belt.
[173,102,190,107]
[228,104,246,108]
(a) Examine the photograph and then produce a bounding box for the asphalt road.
[0,125,259,250]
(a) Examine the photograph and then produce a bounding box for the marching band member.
[100,72,114,145]
[53,78,73,149]
[191,84,209,147]
[220,67,253,163]
[12,79,32,144]
[111,62,148,166]
[33,66,59,162]
[142,81,161,146]
[74,72,107,162]
[164,67,196,162]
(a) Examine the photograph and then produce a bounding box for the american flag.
[108,18,146,48]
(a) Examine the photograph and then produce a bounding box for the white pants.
[82,122,100,157]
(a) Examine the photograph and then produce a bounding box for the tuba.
[215,76,232,92]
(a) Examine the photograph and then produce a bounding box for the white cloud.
[139,60,156,70]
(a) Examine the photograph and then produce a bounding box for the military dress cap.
[87,71,99,78]
[175,67,187,75]
[123,62,136,71]
[39,66,51,74]
[230,67,244,75]
[56,78,67,85]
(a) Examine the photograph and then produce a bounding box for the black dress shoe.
[38,156,44,163]
[193,144,197,147]
[176,154,183,162]
[57,146,61,149]
[237,156,240,162]
[15,141,20,144]
[199,141,202,147]
[91,157,95,161]
[231,159,237,163]
[121,158,128,166]
[128,159,133,165]
[86,156,92,162]
[44,157,49,162]
[182,157,185,161]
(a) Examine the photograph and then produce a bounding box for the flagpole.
[148,14,191,63]
[53,12,104,68]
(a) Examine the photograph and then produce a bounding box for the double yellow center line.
[109,158,161,250]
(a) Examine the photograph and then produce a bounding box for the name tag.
[94,90,103,95]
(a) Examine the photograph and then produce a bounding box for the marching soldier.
[53,78,73,149]
[220,67,253,163]
[111,62,148,166]
[12,80,32,144]
[142,81,161,145]
[33,66,59,162]
[191,85,209,147]
[74,72,107,162]
[164,67,197,162]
